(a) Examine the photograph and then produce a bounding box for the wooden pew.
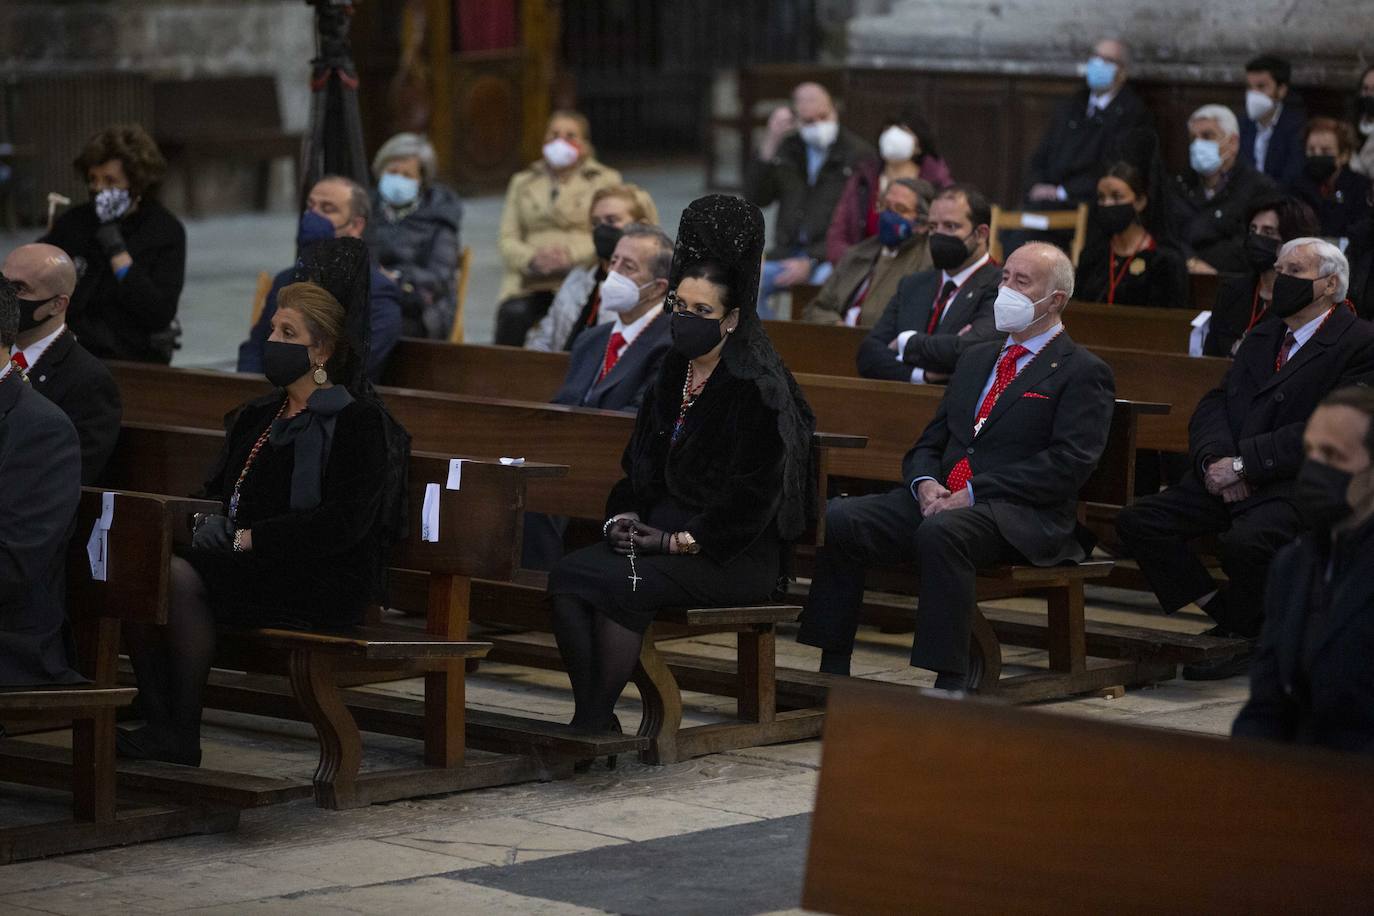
[804,679,1374,914]
[0,490,239,863]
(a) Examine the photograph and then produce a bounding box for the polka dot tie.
[944,344,1029,493]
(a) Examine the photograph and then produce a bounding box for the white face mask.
[599,269,653,314]
[1360,117,1374,137]
[878,126,916,163]
[994,286,1055,333]
[1245,89,1277,122]
[799,119,838,150]
[542,137,580,170]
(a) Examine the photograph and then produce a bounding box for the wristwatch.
[1231,457,1246,479]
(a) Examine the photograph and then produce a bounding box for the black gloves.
[95,222,128,259]
[192,515,235,552]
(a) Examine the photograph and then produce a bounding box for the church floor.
[1,586,1248,915]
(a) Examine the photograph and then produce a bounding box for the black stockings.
[551,595,644,731]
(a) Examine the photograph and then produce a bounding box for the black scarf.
[270,385,354,510]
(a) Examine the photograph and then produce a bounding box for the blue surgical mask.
[1189,138,1224,177]
[297,209,337,249]
[1084,56,1118,92]
[877,209,913,248]
[378,172,420,206]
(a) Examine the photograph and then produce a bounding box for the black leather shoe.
[115,725,202,767]
[931,671,969,693]
[1182,643,1254,681]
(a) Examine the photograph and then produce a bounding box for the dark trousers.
[522,511,569,571]
[797,488,1020,675]
[1115,475,1304,636]
[495,291,555,347]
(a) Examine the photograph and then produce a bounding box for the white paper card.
[99,491,115,530]
[421,482,441,542]
[86,522,108,582]
[1019,213,1051,230]
[499,456,525,466]
[446,458,464,490]
[1189,310,1212,358]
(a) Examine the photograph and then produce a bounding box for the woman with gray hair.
[365,132,464,339]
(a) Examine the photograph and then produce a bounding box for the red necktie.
[945,344,1029,492]
[1274,330,1297,372]
[10,351,27,372]
[598,331,626,382]
[926,279,958,334]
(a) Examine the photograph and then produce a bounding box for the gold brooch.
[1129,257,1147,276]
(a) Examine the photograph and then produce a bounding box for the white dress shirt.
[898,252,992,384]
[1282,306,1332,364]
[610,299,662,350]
[18,323,67,371]
[1253,103,1282,174]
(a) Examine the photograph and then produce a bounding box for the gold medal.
[1129,257,1147,276]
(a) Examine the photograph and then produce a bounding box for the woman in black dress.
[548,195,815,744]
[1073,158,1188,309]
[118,239,405,765]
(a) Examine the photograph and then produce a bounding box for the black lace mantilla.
[663,194,817,541]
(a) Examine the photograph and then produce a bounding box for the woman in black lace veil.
[547,195,815,752]
[118,238,407,766]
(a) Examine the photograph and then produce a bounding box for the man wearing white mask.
[798,243,1116,691]
[1169,104,1278,275]
[1238,54,1306,189]
[1026,38,1152,205]
[746,82,872,315]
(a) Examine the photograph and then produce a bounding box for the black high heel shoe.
[572,714,623,773]
[115,725,202,767]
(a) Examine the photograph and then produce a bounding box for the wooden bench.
[804,679,1374,914]
[0,489,239,863]
[152,76,301,216]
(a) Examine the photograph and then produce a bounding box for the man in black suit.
[0,278,84,688]
[1232,386,1374,752]
[1170,104,1280,275]
[2,243,122,485]
[857,185,1001,383]
[799,243,1116,689]
[551,224,672,412]
[1117,238,1374,680]
[745,81,873,314]
[1026,38,1154,205]
[1238,54,1306,190]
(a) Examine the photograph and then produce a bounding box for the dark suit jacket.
[1169,161,1279,275]
[745,128,874,262]
[902,332,1116,565]
[552,311,671,412]
[1293,167,1374,241]
[0,370,83,687]
[1203,272,1273,358]
[1233,521,1374,752]
[857,261,1001,381]
[1189,305,1374,505]
[1025,85,1154,203]
[1239,103,1307,189]
[28,329,122,485]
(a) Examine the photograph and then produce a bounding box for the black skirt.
[547,498,782,634]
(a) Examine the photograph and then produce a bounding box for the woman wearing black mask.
[1292,117,1372,244]
[1205,196,1320,357]
[546,195,815,764]
[1074,160,1187,307]
[117,240,406,766]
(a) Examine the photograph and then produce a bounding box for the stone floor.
[1,587,1251,915]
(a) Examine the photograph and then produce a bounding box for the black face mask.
[1270,271,1320,318]
[1244,232,1281,273]
[928,231,973,272]
[592,223,623,262]
[1303,154,1338,184]
[262,340,313,387]
[1297,458,1354,533]
[16,295,57,333]
[1360,96,1374,118]
[670,311,727,360]
[1094,202,1137,236]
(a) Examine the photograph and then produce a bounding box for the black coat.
[1169,162,1279,275]
[1203,272,1276,358]
[1233,519,1374,752]
[41,199,186,363]
[29,329,122,485]
[745,128,874,262]
[366,183,464,339]
[902,332,1116,564]
[1073,239,1190,308]
[552,312,671,411]
[857,261,1002,381]
[1189,306,1374,503]
[1292,167,1373,241]
[0,371,83,687]
[1239,103,1307,189]
[1025,85,1154,203]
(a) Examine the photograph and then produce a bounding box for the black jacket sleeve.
[1188,377,1239,478]
[118,217,187,331]
[72,366,123,486]
[1231,548,1301,742]
[901,285,1000,374]
[857,288,914,381]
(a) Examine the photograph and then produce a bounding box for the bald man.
[799,243,1116,691]
[2,244,122,484]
